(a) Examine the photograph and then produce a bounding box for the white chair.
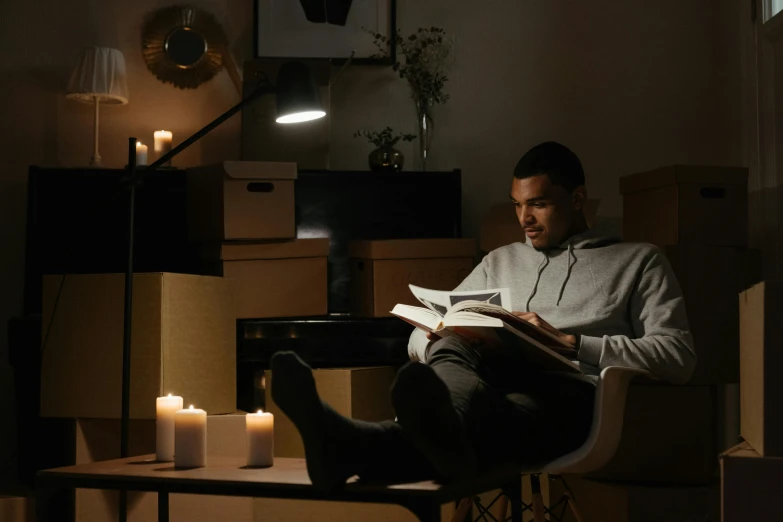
[452,365,654,522]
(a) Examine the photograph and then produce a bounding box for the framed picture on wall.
[253,0,397,64]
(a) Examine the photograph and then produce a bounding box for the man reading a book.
[270,141,695,488]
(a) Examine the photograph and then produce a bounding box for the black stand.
[118,82,275,522]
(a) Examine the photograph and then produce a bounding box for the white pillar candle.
[154,130,173,166]
[246,410,274,467]
[135,141,148,166]
[174,405,207,468]
[156,394,183,461]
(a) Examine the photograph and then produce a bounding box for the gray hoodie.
[408,219,696,384]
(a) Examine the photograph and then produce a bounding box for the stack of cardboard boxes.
[38,272,250,521]
[720,281,783,521]
[35,160,336,521]
[187,161,329,319]
[548,165,761,521]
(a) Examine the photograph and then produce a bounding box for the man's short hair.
[513,141,585,193]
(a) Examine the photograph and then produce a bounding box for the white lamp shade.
[66,46,129,105]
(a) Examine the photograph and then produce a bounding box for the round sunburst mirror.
[142,5,227,89]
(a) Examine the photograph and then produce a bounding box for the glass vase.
[414,97,435,172]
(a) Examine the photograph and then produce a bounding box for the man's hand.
[513,312,579,356]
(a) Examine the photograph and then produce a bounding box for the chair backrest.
[542,366,653,475]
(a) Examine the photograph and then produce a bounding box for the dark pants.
[363,336,596,480]
[427,336,596,473]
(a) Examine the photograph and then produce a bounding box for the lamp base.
[89,153,103,167]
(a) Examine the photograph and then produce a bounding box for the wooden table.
[36,455,523,522]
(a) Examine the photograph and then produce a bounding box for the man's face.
[510,175,584,251]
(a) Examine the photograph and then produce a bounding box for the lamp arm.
[131,80,276,179]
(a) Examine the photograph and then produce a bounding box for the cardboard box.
[348,239,476,317]
[549,475,719,522]
[480,199,601,253]
[187,161,297,241]
[265,367,397,458]
[720,442,783,522]
[585,384,718,485]
[204,239,329,319]
[664,246,761,384]
[0,496,32,522]
[74,415,253,522]
[40,273,236,419]
[620,165,748,248]
[740,281,783,456]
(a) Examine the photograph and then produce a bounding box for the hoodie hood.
[521,217,623,310]
[520,216,623,252]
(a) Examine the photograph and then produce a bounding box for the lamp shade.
[275,61,325,124]
[66,46,129,105]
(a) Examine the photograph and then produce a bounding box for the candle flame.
[136,141,141,146]
[189,405,194,410]
[257,409,262,414]
[168,393,172,397]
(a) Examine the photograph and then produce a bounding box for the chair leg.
[450,498,473,522]
[530,474,546,522]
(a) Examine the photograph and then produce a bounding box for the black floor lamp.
[118,61,325,522]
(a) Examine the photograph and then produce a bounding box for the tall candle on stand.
[135,141,148,166]
[154,130,173,166]
[246,410,274,467]
[175,405,207,468]
[156,394,183,461]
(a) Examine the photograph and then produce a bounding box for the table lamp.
[115,60,324,522]
[66,46,129,167]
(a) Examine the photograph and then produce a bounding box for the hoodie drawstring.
[525,254,549,312]
[556,243,576,306]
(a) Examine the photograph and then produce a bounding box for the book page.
[389,304,442,332]
[450,301,571,350]
[408,285,512,316]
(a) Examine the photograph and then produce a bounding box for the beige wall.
[0,0,742,484]
[329,0,743,235]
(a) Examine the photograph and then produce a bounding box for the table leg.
[504,475,523,522]
[158,491,169,522]
[119,490,127,522]
[35,482,73,522]
[34,484,51,522]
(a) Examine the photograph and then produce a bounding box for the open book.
[392,285,581,373]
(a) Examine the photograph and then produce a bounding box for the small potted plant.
[354,126,416,172]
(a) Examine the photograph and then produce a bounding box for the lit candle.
[246,410,274,467]
[154,130,173,166]
[156,394,183,461]
[135,141,148,166]
[174,405,207,468]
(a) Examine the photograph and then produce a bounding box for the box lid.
[210,238,330,261]
[720,441,761,460]
[619,165,748,194]
[348,238,477,260]
[197,161,298,180]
